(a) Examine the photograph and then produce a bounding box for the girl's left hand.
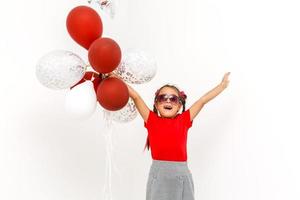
[220,72,230,89]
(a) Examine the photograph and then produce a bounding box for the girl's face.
[154,87,182,118]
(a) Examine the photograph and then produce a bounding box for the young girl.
[109,72,230,200]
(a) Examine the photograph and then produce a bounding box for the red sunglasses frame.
[155,94,182,104]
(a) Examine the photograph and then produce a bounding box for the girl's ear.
[178,104,182,112]
[154,102,158,111]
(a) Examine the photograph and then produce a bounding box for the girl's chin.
[160,110,176,117]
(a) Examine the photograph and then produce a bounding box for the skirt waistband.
[152,159,188,166]
[150,159,191,176]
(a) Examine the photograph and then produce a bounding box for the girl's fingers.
[220,72,230,88]
[223,72,230,81]
[107,72,118,78]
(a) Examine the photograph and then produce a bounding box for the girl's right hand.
[125,83,137,99]
[107,72,119,79]
[107,72,137,99]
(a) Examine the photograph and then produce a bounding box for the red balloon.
[97,77,129,111]
[66,6,103,50]
[88,37,122,73]
[70,71,102,91]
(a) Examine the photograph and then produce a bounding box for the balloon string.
[101,110,124,200]
[84,64,89,72]
[102,111,113,200]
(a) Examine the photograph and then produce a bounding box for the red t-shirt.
[144,109,193,161]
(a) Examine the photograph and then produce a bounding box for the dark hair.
[144,84,187,152]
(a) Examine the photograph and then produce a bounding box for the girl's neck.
[159,113,179,119]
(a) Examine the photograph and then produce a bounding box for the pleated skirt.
[146,159,195,200]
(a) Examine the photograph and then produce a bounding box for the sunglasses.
[155,94,182,104]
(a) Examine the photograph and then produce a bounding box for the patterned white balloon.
[103,97,138,123]
[113,49,157,84]
[88,0,117,19]
[36,50,86,90]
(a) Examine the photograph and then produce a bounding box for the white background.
[1,0,300,199]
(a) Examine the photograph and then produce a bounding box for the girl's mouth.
[163,105,173,110]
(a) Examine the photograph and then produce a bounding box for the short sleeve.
[144,110,157,128]
[181,109,193,128]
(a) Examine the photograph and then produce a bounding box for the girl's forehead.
[159,87,178,95]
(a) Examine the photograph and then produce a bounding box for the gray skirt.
[146,159,195,200]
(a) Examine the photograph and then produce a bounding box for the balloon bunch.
[36,5,157,122]
[35,5,157,200]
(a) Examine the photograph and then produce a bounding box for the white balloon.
[113,48,157,84]
[88,0,117,19]
[103,97,138,123]
[64,81,97,120]
[36,50,86,90]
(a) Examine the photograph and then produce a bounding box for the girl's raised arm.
[107,73,150,122]
[188,72,230,121]
[126,84,151,122]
